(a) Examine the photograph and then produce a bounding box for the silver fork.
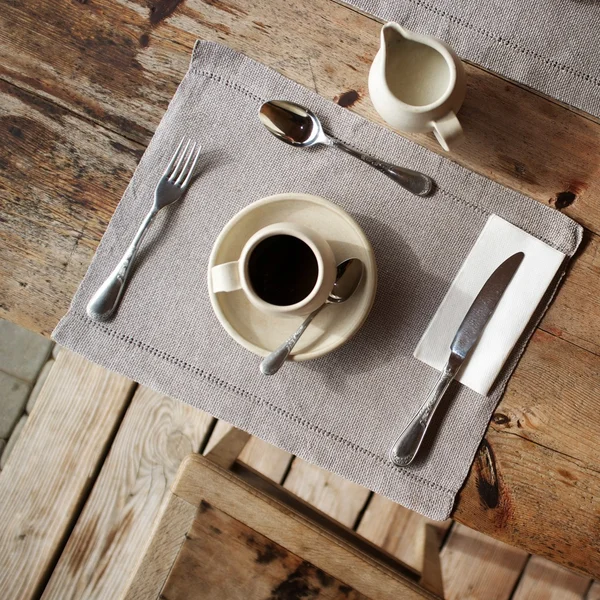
[86,138,201,321]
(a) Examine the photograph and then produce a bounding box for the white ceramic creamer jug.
[368,22,466,151]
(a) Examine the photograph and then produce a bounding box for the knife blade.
[451,251,525,363]
[390,251,525,467]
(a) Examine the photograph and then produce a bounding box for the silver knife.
[390,251,525,467]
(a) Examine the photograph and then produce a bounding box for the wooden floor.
[0,349,596,599]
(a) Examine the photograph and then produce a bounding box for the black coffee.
[248,235,318,306]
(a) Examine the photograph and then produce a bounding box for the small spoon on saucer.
[259,100,434,196]
[260,258,364,376]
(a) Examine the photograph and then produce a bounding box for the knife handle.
[390,363,457,466]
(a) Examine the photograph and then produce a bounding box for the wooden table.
[1,0,599,580]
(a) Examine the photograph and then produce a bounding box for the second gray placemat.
[53,41,582,520]
[344,0,600,118]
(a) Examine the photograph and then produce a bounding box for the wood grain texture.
[203,420,292,481]
[2,0,600,343]
[283,459,371,529]
[0,78,142,336]
[162,501,370,600]
[2,0,600,577]
[418,524,444,598]
[512,556,591,600]
[587,581,600,599]
[41,386,214,600]
[0,350,135,600]
[170,454,434,599]
[357,494,451,573]
[455,330,600,577]
[2,0,599,230]
[440,524,528,600]
[203,427,251,470]
[123,493,197,600]
[541,231,600,356]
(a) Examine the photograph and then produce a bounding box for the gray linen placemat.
[53,42,582,520]
[344,0,600,118]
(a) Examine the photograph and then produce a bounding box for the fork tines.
[164,138,202,188]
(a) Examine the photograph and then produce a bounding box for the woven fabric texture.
[53,42,582,520]
[345,0,600,117]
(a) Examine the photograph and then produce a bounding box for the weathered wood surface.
[284,459,371,529]
[0,350,135,600]
[588,581,600,600]
[41,385,214,600]
[454,330,600,576]
[169,454,434,599]
[2,0,600,577]
[207,426,444,587]
[162,501,371,600]
[512,555,591,600]
[203,420,293,481]
[418,524,445,598]
[357,494,451,573]
[0,78,143,336]
[123,492,197,600]
[439,524,528,600]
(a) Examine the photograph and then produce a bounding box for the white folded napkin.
[414,215,566,396]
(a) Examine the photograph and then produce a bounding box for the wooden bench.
[124,430,442,599]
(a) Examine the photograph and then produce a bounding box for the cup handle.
[432,111,463,151]
[211,261,242,293]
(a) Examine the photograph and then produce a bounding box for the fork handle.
[86,208,157,321]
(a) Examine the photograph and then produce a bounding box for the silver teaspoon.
[259,100,434,196]
[260,258,364,376]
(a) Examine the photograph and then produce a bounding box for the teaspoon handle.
[332,140,434,197]
[260,305,325,375]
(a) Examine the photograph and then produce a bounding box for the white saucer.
[207,193,377,361]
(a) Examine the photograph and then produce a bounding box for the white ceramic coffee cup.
[210,222,336,317]
[368,22,467,151]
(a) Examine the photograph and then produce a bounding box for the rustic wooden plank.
[2,0,600,233]
[206,423,372,537]
[440,524,528,600]
[123,493,197,600]
[455,330,600,577]
[357,494,451,573]
[0,350,135,599]
[203,420,293,481]
[541,231,600,356]
[512,555,591,600]
[162,501,371,599]
[204,427,251,469]
[588,581,600,599]
[418,524,444,597]
[41,386,214,600]
[170,454,434,599]
[283,459,371,529]
[0,78,142,336]
[2,0,600,352]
